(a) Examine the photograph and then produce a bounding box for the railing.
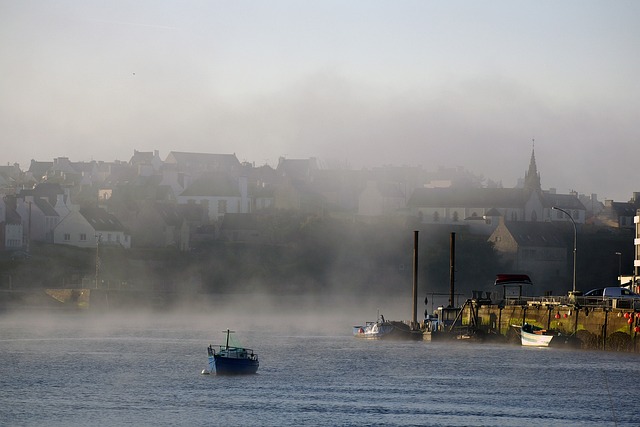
[500,295,640,310]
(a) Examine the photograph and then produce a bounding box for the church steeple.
[524,139,541,192]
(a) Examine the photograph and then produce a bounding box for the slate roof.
[28,160,53,180]
[541,192,586,210]
[130,150,154,165]
[609,201,638,217]
[501,221,566,248]
[18,183,67,206]
[0,164,21,180]
[33,198,58,217]
[276,157,318,180]
[165,152,241,172]
[80,207,127,232]
[50,158,77,174]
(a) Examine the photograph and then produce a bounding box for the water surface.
[1,312,637,426]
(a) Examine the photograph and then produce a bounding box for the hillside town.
[1,147,639,294]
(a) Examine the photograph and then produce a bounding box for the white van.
[584,287,640,298]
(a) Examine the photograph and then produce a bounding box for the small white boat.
[515,323,559,347]
[353,315,395,339]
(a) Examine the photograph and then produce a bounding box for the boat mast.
[224,329,235,349]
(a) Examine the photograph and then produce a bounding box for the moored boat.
[203,329,259,375]
[353,314,419,340]
[353,319,394,339]
[514,323,560,347]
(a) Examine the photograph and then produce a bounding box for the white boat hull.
[353,322,395,339]
[520,330,555,347]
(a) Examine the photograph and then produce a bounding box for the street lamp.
[95,233,102,289]
[552,206,577,294]
[615,252,622,286]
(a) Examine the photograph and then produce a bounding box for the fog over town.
[1,1,639,201]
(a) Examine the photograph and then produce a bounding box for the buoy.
[563,313,568,318]
[555,313,561,319]
[635,326,640,333]
[628,318,634,325]
[624,312,630,319]
[636,312,640,319]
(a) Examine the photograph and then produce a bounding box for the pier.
[424,293,640,352]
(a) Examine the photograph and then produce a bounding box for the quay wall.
[466,303,640,352]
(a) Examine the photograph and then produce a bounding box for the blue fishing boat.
[203,329,259,375]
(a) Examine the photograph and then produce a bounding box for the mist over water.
[2,304,640,426]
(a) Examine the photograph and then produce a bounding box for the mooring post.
[602,309,609,351]
[449,232,455,308]
[412,230,418,328]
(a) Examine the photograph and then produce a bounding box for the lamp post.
[615,252,622,286]
[552,206,577,294]
[95,233,102,289]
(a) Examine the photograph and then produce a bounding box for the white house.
[177,173,250,221]
[54,207,131,249]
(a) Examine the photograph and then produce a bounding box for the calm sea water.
[1,310,639,427]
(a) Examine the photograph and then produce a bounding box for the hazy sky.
[1,1,639,201]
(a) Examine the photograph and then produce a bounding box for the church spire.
[524,139,541,192]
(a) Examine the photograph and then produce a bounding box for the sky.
[1,1,639,201]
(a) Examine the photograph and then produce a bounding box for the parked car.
[584,287,640,298]
[583,287,640,309]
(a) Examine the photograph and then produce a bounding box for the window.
[452,211,459,222]
[79,233,87,241]
[433,211,439,222]
[64,233,70,241]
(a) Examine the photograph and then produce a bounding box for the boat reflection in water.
[202,329,259,375]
